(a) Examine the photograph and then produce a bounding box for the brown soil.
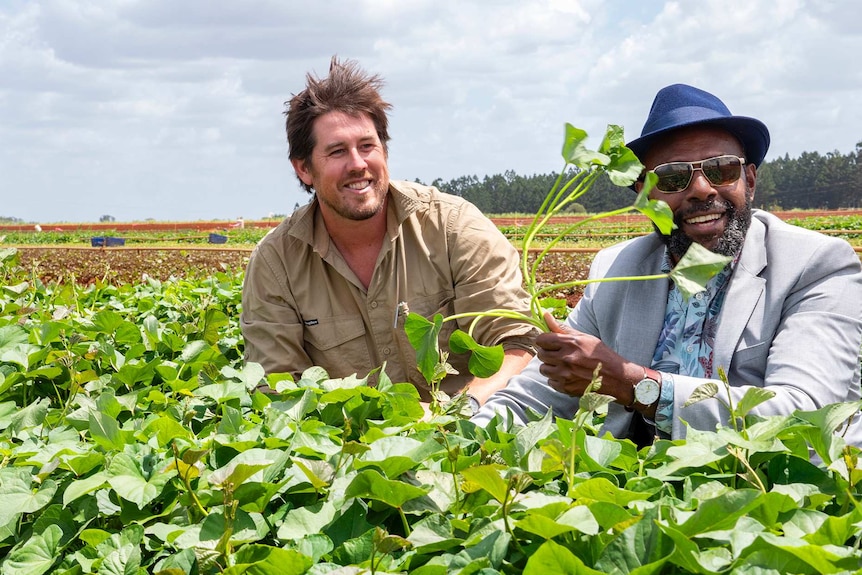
[14,247,591,307]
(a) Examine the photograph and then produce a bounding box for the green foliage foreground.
[2,247,862,574]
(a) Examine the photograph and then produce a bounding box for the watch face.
[634,378,660,406]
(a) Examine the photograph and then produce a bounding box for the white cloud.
[0,0,860,222]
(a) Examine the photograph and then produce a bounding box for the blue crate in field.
[91,236,125,247]
[208,233,228,244]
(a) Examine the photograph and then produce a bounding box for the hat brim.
[627,115,770,168]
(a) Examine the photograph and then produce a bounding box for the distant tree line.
[426,142,862,213]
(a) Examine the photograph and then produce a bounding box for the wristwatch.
[633,373,661,407]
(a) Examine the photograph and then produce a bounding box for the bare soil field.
[15,247,592,307]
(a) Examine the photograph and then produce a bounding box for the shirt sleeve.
[240,244,312,379]
[653,371,675,437]
[445,201,539,353]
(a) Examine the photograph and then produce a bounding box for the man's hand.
[537,312,639,406]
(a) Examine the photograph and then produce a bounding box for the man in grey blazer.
[473,84,862,448]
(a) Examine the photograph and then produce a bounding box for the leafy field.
[2,236,862,573]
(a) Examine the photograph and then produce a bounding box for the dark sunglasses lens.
[702,156,742,185]
[654,164,692,192]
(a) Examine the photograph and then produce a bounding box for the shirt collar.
[287,180,422,255]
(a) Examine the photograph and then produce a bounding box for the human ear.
[291,158,314,187]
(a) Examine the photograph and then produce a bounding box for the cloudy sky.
[2,0,860,223]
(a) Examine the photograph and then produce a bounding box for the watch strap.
[625,367,647,411]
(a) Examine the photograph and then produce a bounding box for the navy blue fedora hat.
[626,84,770,167]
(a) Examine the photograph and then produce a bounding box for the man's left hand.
[536,312,636,403]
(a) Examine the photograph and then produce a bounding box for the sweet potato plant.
[407,124,730,396]
[2,247,862,574]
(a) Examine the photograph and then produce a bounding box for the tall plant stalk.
[406,123,731,385]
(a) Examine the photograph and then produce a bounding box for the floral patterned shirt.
[650,252,736,435]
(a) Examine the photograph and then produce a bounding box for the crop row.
[4,211,862,250]
[2,244,862,573]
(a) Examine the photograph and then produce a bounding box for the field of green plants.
[2,223,862,574]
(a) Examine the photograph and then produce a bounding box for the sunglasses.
[649,155,746,193]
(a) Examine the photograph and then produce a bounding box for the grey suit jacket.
[474,210,862,443]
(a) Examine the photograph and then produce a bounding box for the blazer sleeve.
[672,236,862,439]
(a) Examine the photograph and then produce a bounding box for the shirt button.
[686,345,694,353]
[370,301,378,309]
[383,347,391,355]
[695,292,704,300]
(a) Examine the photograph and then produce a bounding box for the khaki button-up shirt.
[240,180,537,400]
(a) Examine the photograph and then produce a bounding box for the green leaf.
[276,500,339,541]
[406,514,460,553]
[201,307,229,346]
[514,514,575,540]
[98,543,142,575]
[196,379,247,403]
[569,477,649,506]
[354,435,430,478]
[91,309,124,334]
[684,382,720,407]
[538,296,568,319]
[0,469,57,515]
[460,465,509,503]
[741,532,859,573]
[1,524,63,575]
[374,526,412,554]
[89,410,133,451]
[606,144,644,186]
[8,397,50,434]
[224,545,313,575]
[344,469,429,508]
[793,400,862,436]
[600,125,644,187]
[676,489,762,535]
[597,123,626,153]
[106,453,176,508]
[63,471,109,506]
[0,324,29,349]
[578,391,616,415]
[448,330,504,378]
[404,312,443,385]
[222,362,266,392]
[209,461,272,488]
[524,539,604,574]
[659,522,727,574]
[668,243,732,301]
[634,181,675,235]
[735,387,777,419]
[561,124,608,169]
[556,505,601,536]
[144,415,194,447]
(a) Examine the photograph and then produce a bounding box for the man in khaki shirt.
[240,57,538,407]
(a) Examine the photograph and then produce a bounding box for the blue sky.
[1,0,860,222]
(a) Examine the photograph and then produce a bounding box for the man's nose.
[346,148,368,171]
[684,168,718,200]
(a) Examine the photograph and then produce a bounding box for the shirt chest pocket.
[303,315,370,376]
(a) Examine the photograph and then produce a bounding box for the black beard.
[658,195,753,260]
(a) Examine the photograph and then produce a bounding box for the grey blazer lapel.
[614,239,670,366]
[713,217,767,374]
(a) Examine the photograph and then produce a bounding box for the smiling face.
[292,110,390,223]
[639,126,757,260]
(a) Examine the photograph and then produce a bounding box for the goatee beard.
[660,196,753,261]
